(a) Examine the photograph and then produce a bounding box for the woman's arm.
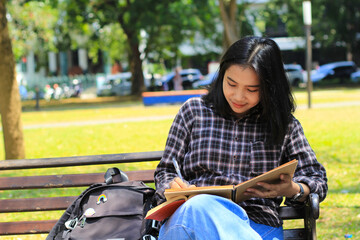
[245,117,327,203]
[154,100,195,203]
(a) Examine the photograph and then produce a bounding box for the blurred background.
[6,0,359,100]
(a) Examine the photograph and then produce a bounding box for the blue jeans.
[158,194,283,240]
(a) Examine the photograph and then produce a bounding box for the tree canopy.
[264,0,360,62]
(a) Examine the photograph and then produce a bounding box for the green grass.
[1,88,360,239]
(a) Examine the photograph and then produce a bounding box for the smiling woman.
[222,65,260,118]
[154,36,327,240]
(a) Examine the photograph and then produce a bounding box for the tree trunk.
[219,0,239,49]
[118,13,145,96]
[0,0,25,160]
[346,42,353,62]
[128,38,145,96]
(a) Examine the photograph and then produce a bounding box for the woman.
[154,36,327,240]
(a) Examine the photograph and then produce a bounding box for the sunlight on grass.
[20,104,181,125]
[293,88,360,105]
[22,119,172,159]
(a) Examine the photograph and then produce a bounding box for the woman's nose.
[234,89,245,101]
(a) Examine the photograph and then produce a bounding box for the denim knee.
[184,194,250,222]
[159,194,262,240]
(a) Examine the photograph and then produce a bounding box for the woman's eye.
[247,89,259,93]
[227,81,236,87]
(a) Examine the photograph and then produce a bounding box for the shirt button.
[233,155,237,159]
[235,137,239,141]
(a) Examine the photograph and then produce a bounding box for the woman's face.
[222,65,260,118]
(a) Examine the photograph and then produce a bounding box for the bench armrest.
[304,193,319,240]
[306,193,319,220]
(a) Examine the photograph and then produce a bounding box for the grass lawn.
[0,88,360,239]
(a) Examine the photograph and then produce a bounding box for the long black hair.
[203,36,296,144]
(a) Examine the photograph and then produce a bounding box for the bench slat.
[0,150,318,239]
[0,151,163,170]
[0,196,297,216]
[279,206,305,219]
[0,196,77,213]
[283,228,306,240]
[0,220,56,235]
[0,170,155,190]
[0,223,306,238]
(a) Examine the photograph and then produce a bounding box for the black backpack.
[46,168,158,240]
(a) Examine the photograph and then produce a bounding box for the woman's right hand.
[169,177,196,189]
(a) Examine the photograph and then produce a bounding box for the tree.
[218,0,256,49]
[62,0,220,95]
[265,0,360,62]
[318,0,360,62]
[0,0,25,159]
[219,0,238,48]
[8,0,59,66]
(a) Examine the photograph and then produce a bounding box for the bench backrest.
[0,151,315,239]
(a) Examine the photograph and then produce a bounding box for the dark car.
[311,61,357,83]
[161,68,203,90]
[351,71,360,83]
[193,72,218,89]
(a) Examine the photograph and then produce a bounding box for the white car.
[284,64,304,87]
[96,72,132,96]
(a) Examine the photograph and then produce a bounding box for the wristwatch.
[290,182,304,202]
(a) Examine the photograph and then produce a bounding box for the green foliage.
[264,0,360,59]
[7,0,59,59]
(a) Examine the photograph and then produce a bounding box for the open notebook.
[146,159,298,221]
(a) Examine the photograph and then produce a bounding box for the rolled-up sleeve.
[284,118,328,204]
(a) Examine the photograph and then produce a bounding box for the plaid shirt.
[154,97,327,227]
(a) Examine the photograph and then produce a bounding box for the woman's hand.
[244,174,308,200]
[169,177,196,189]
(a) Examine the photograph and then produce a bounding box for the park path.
[1,101,359,131]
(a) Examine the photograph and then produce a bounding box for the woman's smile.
[222,65,260,117]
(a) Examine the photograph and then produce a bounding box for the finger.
[256,182,273,191]
[169,180,182,189]
[246,187,266,197]
[280,174,291,182]
[174,177,189,188]
[246,188,277,198]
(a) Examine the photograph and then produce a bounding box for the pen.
[172,157,184,180]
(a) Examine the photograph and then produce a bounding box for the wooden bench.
[0,151,320,239]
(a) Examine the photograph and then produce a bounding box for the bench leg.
[304,193,319,240]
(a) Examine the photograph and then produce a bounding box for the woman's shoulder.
[182,97,207,109]
[179,97,213,116]
[289,115,301,125]
[287,115,305,133]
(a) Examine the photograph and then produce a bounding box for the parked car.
[284,64,304,87]
[193,72,218,89]
[350,71,360,83]
[310,61,357,83]
[161,68,203,90]
[96,72,132,96]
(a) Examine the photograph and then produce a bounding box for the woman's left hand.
[244,174,299,199]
